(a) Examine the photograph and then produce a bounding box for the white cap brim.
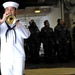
[2,1,19,9]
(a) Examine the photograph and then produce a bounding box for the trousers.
[1,57,25,75]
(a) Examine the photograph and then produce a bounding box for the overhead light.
[34,9,41,13]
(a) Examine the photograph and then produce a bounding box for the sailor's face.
[5,6,16,16]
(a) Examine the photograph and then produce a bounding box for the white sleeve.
[17,23,31,39]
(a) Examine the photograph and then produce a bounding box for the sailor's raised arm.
[0,13,9,24]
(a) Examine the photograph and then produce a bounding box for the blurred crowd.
[24,19,75,64]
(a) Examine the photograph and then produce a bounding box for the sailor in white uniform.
[0,1,30,75]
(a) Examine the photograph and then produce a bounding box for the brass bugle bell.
[6,15,17,25]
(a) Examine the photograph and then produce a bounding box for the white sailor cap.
[2,1,19,9]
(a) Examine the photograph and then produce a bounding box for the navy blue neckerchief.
[5,22,16,43]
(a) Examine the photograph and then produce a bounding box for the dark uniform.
[54,19,72,62]
[40,20,55,63]
[27,20,40,63]
[72,26,75,55]
[72,26,75,41]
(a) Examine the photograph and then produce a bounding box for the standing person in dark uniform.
[72,23,75,55]
[54,19,72,62]
[27,19,40,63]
[40,20,55,63]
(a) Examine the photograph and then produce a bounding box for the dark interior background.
[0,0,59,17]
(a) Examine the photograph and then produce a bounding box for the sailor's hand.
[15,20,19,26]
[2,13,9,22]
[0,13,9,24]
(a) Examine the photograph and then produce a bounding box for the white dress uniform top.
[0,25,1,71]
[1,22,30,75]
[0,1,30,75]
